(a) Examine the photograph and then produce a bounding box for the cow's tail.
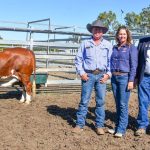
[32,51,36,98]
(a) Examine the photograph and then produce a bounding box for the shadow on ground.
[47,105,137,132]
[0,91,21,100]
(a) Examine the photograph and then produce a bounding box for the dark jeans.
[111,74,130,134]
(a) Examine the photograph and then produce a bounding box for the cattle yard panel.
[0,39,80,86]
[0,36,147,86]
[0,22,149,86]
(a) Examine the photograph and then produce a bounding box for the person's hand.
[100,74,110,84]
[128,81,134,90]
[80,73,89,81]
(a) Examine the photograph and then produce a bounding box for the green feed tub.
[30,73,48,84]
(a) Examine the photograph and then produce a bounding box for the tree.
[124,12,141,29]
[96,5,150,34]
[124,5,150,33]
[140,5,150,33]
[112,20,122,31]
[97,11,118,32]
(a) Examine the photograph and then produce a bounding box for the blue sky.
[0,0,149,40]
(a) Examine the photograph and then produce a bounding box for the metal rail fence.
[0,20,149,86]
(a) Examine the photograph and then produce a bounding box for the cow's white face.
[0,69,18,79]
[1,76,9,79]
[0,78,18,87]
[0,69,19,87]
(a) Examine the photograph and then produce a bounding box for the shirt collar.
[90,37,104,44]
[114,44,129,48]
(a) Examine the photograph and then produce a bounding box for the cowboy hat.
[86,20,108,34]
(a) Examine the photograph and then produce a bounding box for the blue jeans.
[111,74,130,134]
[137,74,150,129]
[76,73,106,128]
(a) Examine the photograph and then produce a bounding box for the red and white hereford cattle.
[0,47,36,104]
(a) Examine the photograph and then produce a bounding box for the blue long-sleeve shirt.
[110,44,138,81]
[75,38,112,77]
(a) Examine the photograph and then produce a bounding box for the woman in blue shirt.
[108,26,138,137]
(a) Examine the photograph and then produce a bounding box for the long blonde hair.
[115,26,132,45]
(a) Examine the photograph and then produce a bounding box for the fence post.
[30,38,33,50]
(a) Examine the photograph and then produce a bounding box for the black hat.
[86,19,108,34]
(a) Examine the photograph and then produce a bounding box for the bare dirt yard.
[0,89,150,150]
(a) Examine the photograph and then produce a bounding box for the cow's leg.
[19,87,26,103]
[21,75,32,104]
[25,89,32,104]
[1,78,18,87]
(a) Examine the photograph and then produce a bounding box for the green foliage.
[124,12,140,27]
[97,11,117,31]
[140,5,150,32]
[97,5,150,33]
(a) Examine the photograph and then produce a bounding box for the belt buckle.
[116,72,120,75]
[93,69,100,75]
[113,72,120,75]
[113,72,127,76]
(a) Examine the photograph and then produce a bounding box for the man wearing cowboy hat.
[73,19,112,135]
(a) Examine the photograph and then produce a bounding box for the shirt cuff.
[129,77,134,82]
[79,70,86,76]
[106,71,112,78]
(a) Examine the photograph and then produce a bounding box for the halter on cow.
[0,47,36,104]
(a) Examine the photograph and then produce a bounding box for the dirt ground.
[0,89,150,150]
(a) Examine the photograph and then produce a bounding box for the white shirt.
[145,49,150,74]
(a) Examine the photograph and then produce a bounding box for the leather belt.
[86,69,104,75]
[112,72,128,76]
